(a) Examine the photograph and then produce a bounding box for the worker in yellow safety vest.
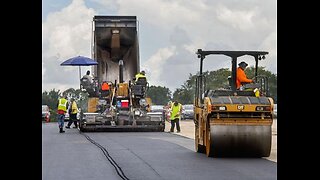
[57,94,68,133]
[66,98,79,129]
[135,70,147,82]
[170,101,182,133]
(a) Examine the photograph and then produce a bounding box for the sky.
[42,0,277,93]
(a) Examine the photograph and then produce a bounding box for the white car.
[147,105,165,121]
[42,105,50,122]
[181,104,194,120]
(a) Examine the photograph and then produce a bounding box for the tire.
[195,125,206,153]
[205,123,214,157]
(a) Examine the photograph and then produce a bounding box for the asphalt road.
[42,123,277,180]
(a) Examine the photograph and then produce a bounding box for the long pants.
[57,114,65,128]
[170,118,180,132]
[67,114,78,127]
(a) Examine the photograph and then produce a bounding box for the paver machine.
[79,16,165,132]
[194,49,275,157]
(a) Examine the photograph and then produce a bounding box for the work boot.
[59,127,65,133]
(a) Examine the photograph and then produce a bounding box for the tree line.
[43,66,277,120]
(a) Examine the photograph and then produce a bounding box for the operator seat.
[135,77,147,86]
[227,76,232,89]
[80,77,97,97]
[80,77,91,88]
[132,77,148,98]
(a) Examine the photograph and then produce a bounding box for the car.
[42,105,50,122]
[273,104,277,118]
[181,104,194,120]
[147,105,165,121]
[150,105,164,113]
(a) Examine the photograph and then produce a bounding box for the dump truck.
[194,49,274,157]
[78,16,165,132]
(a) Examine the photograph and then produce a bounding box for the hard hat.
[238,61,248,67]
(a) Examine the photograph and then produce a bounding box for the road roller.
[194,49,275,157]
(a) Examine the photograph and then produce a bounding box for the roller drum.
[209,125,271,157]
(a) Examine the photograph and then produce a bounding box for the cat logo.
[237,105,244,110]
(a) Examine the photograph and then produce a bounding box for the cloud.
[259,31,277,73]
[143,46,176,87]
[116,0,207,29]
[42,0,96,92]
[43,0,277,93]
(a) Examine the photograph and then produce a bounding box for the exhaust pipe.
[119,60,124,83]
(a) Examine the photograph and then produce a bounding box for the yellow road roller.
[194,49,275,157]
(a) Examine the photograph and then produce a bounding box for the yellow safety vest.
[135,73,146,82]
[58,98,67,111]
[71,101,78,114]
[170,103,182,120]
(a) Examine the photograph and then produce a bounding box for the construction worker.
[66,98,78,129]
[82,70,93,84]
[236,61,254,90]
[101,81,110,90]
[57,94,68,133]
[135,70,147,83]
[165,101,172,122]
[100,81,110,97]
[170,101,182,133]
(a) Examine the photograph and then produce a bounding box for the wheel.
[195,125,206,153]
[205,123,214,157]
[79,127,86,132]
[78,112,86,132]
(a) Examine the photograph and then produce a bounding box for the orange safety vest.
[101,82,109,91]
[236,67,253,89]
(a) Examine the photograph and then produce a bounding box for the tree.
[62,88,89,111]
[42,88,90,121]
[172,73,196,104]
[42,89,62,121]
[204,68,231,90]
[245,66,277,103]
[146,85,172,105]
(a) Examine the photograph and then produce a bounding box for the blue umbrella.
[60,56,98,89]
[60,56,98,66]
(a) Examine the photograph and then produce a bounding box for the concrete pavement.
[165,119,277,162]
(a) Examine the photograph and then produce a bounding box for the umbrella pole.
[79,66,81,90]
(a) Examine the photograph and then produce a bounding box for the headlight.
[134,110,140,116]
[256,106,264,111]
[255,106,271,111]
[211,106,227,111]
[112,29,120,34]
[219,106,226,111]
[139,99,147,106]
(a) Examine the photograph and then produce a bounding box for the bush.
[49,110,58,122]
